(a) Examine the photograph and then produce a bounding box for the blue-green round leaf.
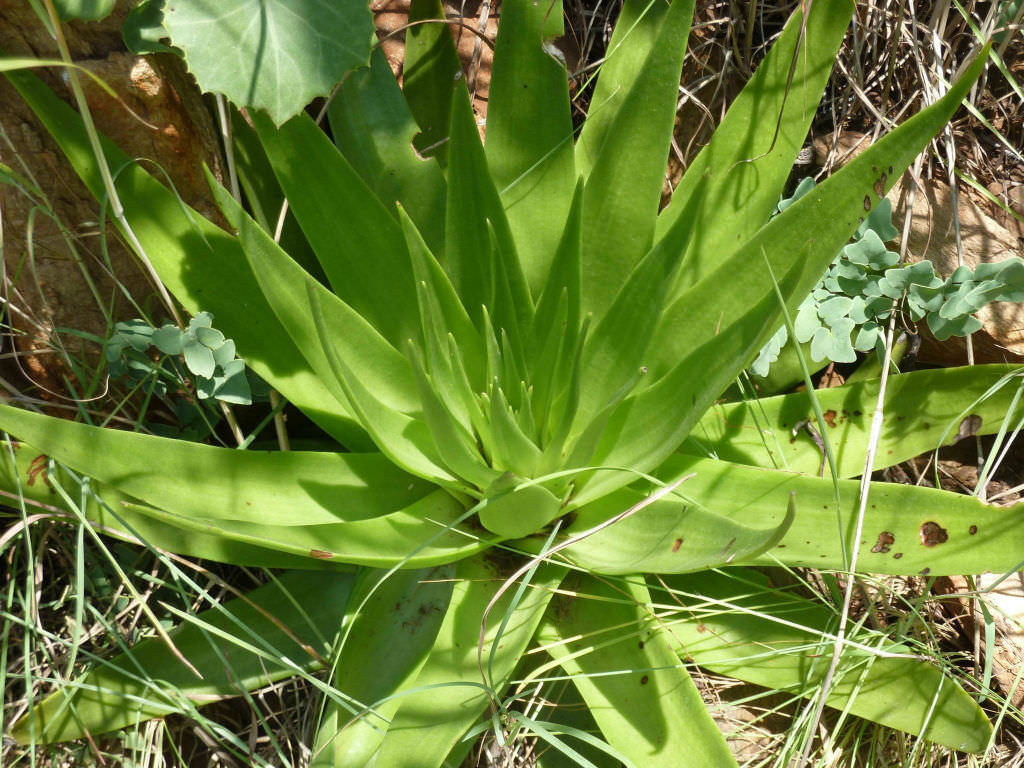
[195,325,226,349]
[151,325,184,355]
[182,337,216,378]
[163,0,374,125]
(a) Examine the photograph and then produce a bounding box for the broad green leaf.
[163,0,373,125]
[405,342,499,490]
[253,111,420,348]
[576,45,989,505]
[123,0,175,55]
[575,0,670,178]
[123,489,489,569]
[478,474,562,539]
[560,483,793,575]
[657,1,854,290]
[0,405,432,527]
[445,86,531,335]
[687,365,1024,476]
[579,0,695,323]
[403,0,462,165]
[209,171,421,417]
[571,181,700,439]
[654,569,992,753]
[307,285,465,490]
[654,455,1024,577]
[312,566,453,766]
[537,575,737,767]
[400,206,486,398]
[10,569,355,744]
[370,556,567,766]
[327,47,447,253]
[3,67,371,449]
[485,0,576,294]
[228,106,321,278]
[0,445,340,570]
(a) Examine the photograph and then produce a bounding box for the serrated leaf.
[123,0,176,55]
[163,0,374,125]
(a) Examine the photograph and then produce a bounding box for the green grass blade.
[10,569,356,744]
[654,568,992,753]
[252,111,420,348]
[3,66,370,448]
[655,454,1024,577]
[537,574,737,767]
[688,365,1024,476]
[657,1,854,291]
[327,47,447,253]
[370,556,566,767]
[484,0,576,295]
[579,0,695,323]
[312,566,454,766]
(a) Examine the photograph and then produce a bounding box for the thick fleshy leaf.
[312,566,453,766]
[657,1,855,290]
[571,180,701,441]
[0,446,342,570]
[327,47,447,253]
[306,285,464,490]
[575,0,670,178]
[403,0,462,165]
[0,404,432,526]
[163,0,373,125]
[579,0,695,323]
[123,489,488,569]
[445,86,531,335]
[484,0,575,295]
[228,107,321,279]
[654,569,992,753]
[3,67,371,449]
[653,455,1024,577]
[687,365,1024,476]
[10,569,355,744]
[537,574,737,767]
[210,172,422,417]
[252,111,420,348]
[559,483,793,575]
[369,555,567,765]
[574,46,990,506]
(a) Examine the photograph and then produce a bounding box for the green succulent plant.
[2,1,1019,764]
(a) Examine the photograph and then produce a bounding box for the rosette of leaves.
[0,1,1017,764]
[754,177,1024,377]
